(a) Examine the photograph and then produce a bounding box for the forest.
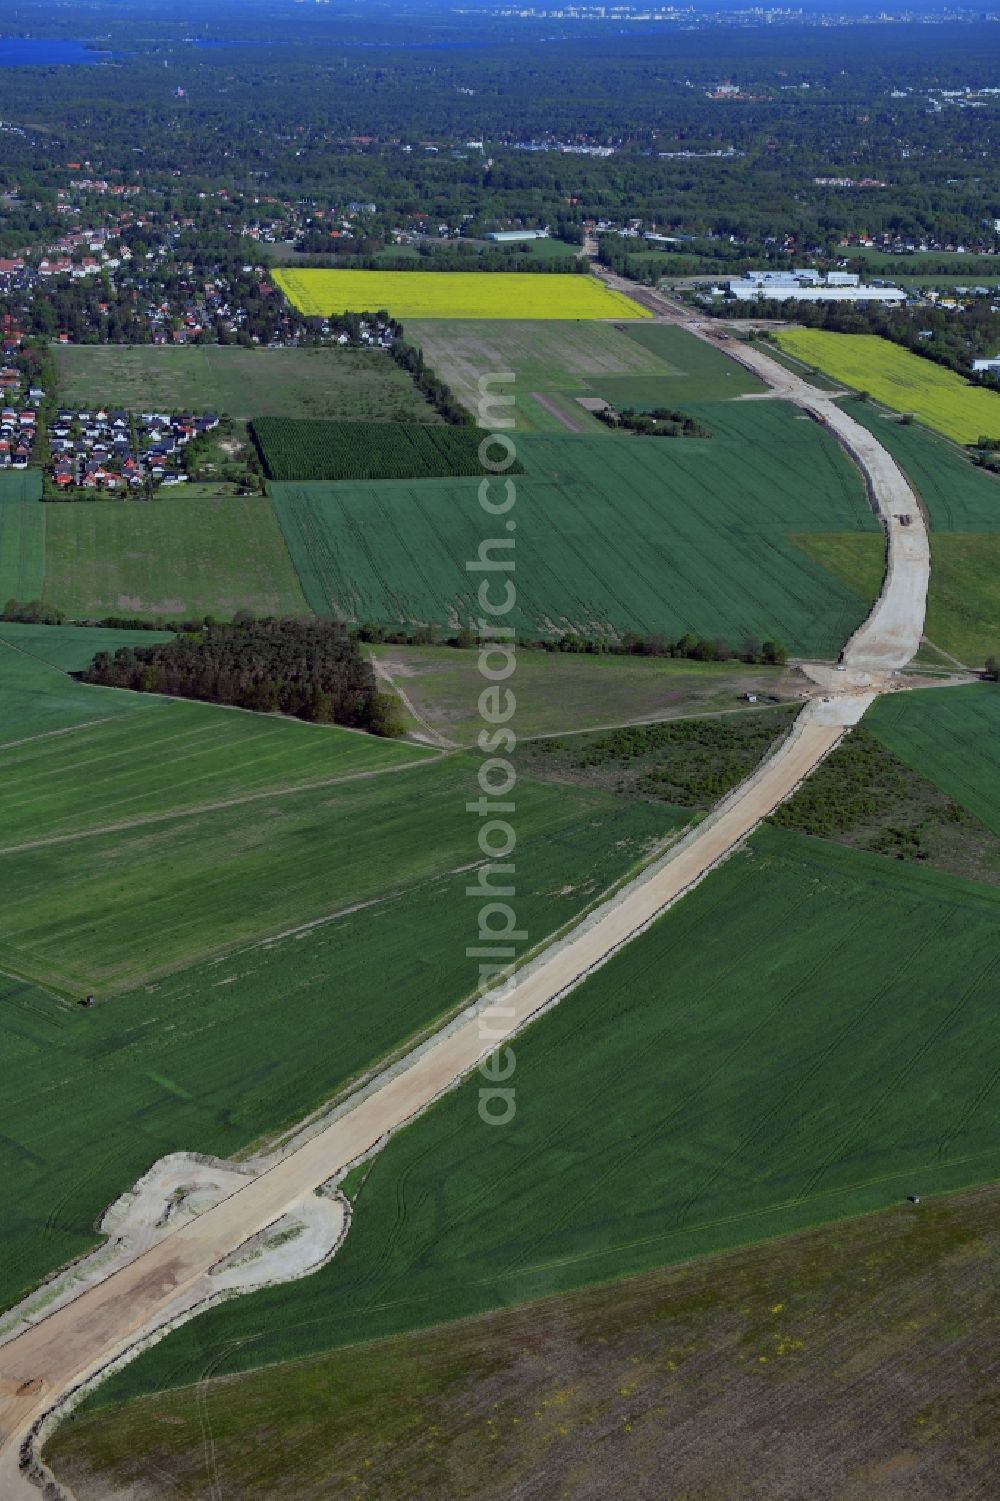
[0,4,998,250]
[83,617,403,734]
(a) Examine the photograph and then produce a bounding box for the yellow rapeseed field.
[272,268,651,321]
[776,328,1000,444]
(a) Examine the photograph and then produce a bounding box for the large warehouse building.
[726,269,906,304]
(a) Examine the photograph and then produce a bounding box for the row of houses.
[49,408,219,491]
[0,406,37,469]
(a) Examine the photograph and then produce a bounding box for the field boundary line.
[0,751,445,857]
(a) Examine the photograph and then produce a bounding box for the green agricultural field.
[93,825,1000,1404]
[776,330,1000,444]
[0,499,44,603]
[613,322,766,400]
[258,237,581,270]
[0,696,429,846]
[52,345,436,423]
[370,643,803,744]
[251,418,499,482]
[867,685,1000,836]
[49,1185,1000,1501]
[0,793,673,1316]
[844,246,1000,276]
[793,530,999,667]
[42,498,309,621]
[272,401,879,658]
[789,531,886,609]
[0,471,42,502]
[0,752,685,996]
[0,624,172,743]
[840,399,1000,532]
[920,535,1000,665]
[406,318,696,432]
[0,621,172,674]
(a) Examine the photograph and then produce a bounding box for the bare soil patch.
[48,1187,1000,1501]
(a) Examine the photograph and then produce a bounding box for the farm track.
[369,655,459,749]
[530,391,589,432]
[0,315,933,1499]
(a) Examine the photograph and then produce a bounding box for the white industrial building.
[972,354,1000,374]
[486,229,550,243]
[738,269,823,287]
[727,268,903,304]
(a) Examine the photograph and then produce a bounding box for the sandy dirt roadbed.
[0,317,934,1499]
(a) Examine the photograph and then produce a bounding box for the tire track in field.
[669,904,954,1229]
[0,715,122,752]
[0,750,443,857]
[795,948,1000,1204]
[500,897,872,1274]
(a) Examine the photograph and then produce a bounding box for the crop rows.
[270,404,880,657]
[0,791,670,1318]
[0,499,45,603]
[251,417,501,482]
[92,825,1000,1401]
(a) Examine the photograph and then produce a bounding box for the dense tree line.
[386,326,472,425]
[596,406,711,439]
[356,620,788,665]
[83,618,404,734]
[294,237,586,275]
[1,598,66,625]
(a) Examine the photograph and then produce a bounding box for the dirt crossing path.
[0,322,933,1500]
[369,653,459,749]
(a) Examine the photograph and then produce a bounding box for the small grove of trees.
[984,654,1000,682]
[83,617,405,736]
[2,598,66,625]
[596,405,711,439]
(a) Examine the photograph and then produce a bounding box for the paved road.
[0,312,932,1499]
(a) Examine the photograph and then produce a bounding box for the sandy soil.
[0,296,936,1499]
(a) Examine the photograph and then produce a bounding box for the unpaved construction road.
[0,320,932,1499]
